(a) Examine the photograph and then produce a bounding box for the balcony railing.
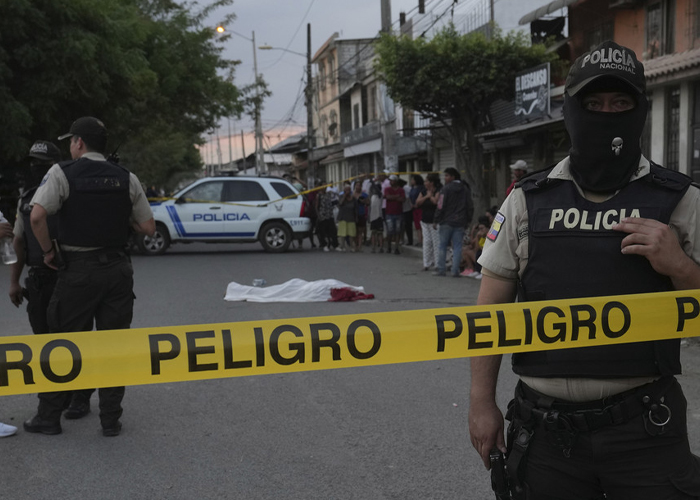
[341,121,381,146]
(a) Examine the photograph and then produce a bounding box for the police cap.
[28,140,61,163]
[58,116,108,142]
[565,40,645,97]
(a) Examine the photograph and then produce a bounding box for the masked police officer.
[24,117,155,437]
[9,141,62,333]
[469,41,700,498]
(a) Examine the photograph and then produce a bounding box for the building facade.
[477,0,700,209]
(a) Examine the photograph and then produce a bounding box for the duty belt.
[28,266,57,278]
[513,376,675,433]
[62,249,127,263]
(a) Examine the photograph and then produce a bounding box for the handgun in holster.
[490,448,511,500]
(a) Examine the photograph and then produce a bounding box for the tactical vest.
[19,187,59,267]
[58,158,131,248]
[513,164,692,378]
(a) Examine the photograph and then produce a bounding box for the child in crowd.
[369,183,384,253]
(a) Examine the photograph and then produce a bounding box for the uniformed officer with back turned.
[9,140,62,334]
[469,41,700,498]
[23,117,155,437]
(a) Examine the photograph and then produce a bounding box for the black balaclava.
[563,40,647,193]
[29,161,52,186]
[564,78,648,193]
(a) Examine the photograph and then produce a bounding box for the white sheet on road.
[224,278,365,302]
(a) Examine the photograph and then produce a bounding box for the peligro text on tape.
[1,290,699,396]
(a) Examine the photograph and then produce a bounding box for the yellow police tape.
[3,289,698,396]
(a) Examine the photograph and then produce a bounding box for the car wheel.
[137,224,171,256]
[260,221,292,253]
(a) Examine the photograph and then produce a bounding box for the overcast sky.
[202,0,553,164]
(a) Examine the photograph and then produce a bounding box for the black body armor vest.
[19,187,59,267]
[58,158,131,248]
[513,164,691,378]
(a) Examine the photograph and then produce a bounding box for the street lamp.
[258,23,314,184]
[258,46,306,58]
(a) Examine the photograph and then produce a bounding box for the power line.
[260,0,317,70]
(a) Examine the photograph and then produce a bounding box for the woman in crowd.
[409,174,424,246]
[415,173,441,270]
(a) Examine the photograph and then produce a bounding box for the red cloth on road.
[329,287,375,301]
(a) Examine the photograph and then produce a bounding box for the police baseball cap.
[565,40,646,97]
[28,140,61,163]
[58,116,108,141]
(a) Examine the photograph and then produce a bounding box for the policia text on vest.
[1,289,699,396]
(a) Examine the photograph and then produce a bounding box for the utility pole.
[306,23,314,185]
[380,0,398,175]
[216,130,223,172]
[240,130,246,171]
[252,30,265,175]
[227,118,233,169]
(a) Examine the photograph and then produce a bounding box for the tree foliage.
[239,75,272,122]
[0,0,242,197]
[375,26,555,212]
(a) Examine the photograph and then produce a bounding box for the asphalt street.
[0,241,698,499]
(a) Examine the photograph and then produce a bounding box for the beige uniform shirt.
[31,152,154,251]
[478,156,700,401]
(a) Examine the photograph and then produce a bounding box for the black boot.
[24,415,62,435]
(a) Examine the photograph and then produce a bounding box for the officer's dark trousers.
[25,267,58,335]
[516,378,700,499]
[39,253,133,428]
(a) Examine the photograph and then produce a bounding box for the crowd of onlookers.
[296,169,498,280]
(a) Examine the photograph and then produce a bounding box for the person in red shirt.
[505,159,528,197]
[383,175,405,254]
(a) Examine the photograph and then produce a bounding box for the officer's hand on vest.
[614,217,694,283]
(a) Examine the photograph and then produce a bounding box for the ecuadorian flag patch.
[487,212,505,242]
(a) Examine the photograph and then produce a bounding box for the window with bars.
[646,0,675,59]
[665,86,680,171]
[319,61,326,90]
[368,85,377,121]
[328,58,335,97]
[584,20,614,51]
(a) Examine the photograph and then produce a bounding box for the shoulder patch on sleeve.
[487,212,505,242]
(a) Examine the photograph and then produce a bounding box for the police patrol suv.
[137,176,311,255]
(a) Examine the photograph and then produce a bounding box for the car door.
[220,180,270,239]
[170,180,225,238]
